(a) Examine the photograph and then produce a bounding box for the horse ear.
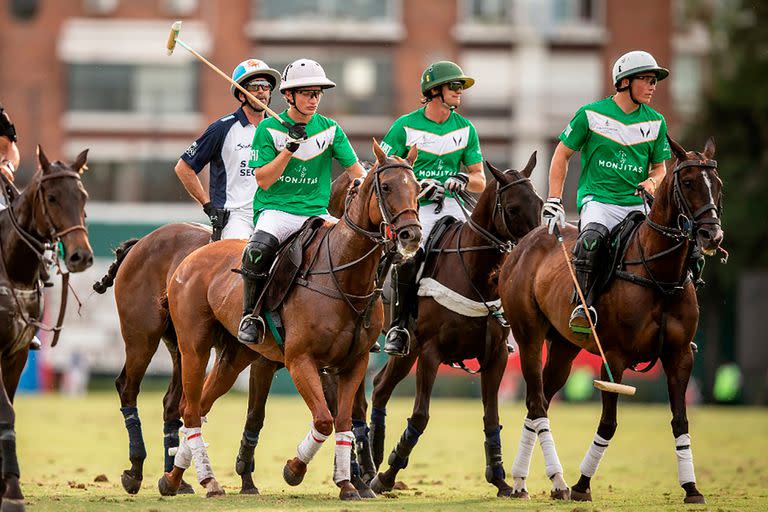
[73,149,89,174]
[520,150,537,178]
[667,135,687,161]
[703,136,716,160]
[372,138,386,163]
[405,144,418,166]
[37,145,51,173]
[486,160,504,183]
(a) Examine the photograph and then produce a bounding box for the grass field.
[15,391,768,511]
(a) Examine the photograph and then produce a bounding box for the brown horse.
[0,147,93,512]
[91,170,360,496]
[367,154,543,497]
[497,137,723,503]
[158,141,421,500]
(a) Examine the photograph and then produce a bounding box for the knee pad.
[573,223,609,265]
[242,231,279,274]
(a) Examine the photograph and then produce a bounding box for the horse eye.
[682,179,692,188]
[381,183,391,193]
[47,194,57,203]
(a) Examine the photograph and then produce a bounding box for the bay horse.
[158,141,422,500]
[497,137,723,504]
[92,171,356,496]
[368,154,543,497]
[0,147,93,512]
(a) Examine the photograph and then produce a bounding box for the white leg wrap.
[579,433,611,478]
[172,429,192,470]
[511,418,537,480]
[186,427,215,484]
[296,424,329,464]
[675,433,696,485]
[532,417,565,487]
[333,431,354,484]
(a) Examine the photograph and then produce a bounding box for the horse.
[0,147,93,512]
[497,137,723,504]
[157,141,422,500]
[91,171,357,496]
[367,154,543,497]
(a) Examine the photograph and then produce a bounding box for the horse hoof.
[120,470,142,494]
[496,485,514,498]
[205,480,225,498]
[157,475,178,497]
[550,488,571,500]
[509,489,529,499]
[571,488,592,501]
[177,479,195,494]
[369,473,393,494]
[340,489,362,500]
[352,475,376,498]
[240,485,260,495]
[684,493,705,504]
[0,498,25,512]
[283,462,306,486]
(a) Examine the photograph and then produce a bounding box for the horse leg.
[570,354,626,502]
[160,334,193,495]
[542,332,581,404]
[662,344,705,504]
[369,348,418,469]
[0,349,28,512]
[351,380,377,485]
[480,337,514,497]
[371,347,439,494]
[332,356,371,500]
[283,354,334,488]
[236,356,278,495]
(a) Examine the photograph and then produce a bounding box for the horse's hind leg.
[160,333,193,495]
[236,356,279,495]
[661,343,705,504]
[0,350,29,512]
[371,347,440,495]
[369,348,418,469]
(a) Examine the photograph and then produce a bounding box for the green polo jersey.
[380,107,482,205]
[248,111,358,218]
[559,97,670,211]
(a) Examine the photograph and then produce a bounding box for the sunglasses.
[446,81,465,91]
[633,75,658,85]
[294,89,323,99]
[245,81,273,92]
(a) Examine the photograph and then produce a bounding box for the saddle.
[420,215,460,279]
[592,210,647,297]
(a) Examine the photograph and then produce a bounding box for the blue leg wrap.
[484,425,506,482]
[388,418,423,470]
[163,418,183,473]
[121,407,146,462]
[236,429,260,475]
[371,407,386,426]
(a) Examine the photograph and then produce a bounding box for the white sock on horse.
[511,417,537,491]
[675,433,696,485]
[185,427,214,484]
[532,417,567,490]
[297,424,329,464]
[172,427,192,470]
[580,432,611,477]
[332,431,354,484]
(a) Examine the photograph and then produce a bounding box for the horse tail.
[92,238,140,294]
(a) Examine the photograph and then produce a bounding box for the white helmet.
[612,50,669,86]
[230,59,282,100]
[279,59,336,93]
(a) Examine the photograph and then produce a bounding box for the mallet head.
[166,21,182,56]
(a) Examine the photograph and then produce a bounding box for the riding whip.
[553,225,636,396]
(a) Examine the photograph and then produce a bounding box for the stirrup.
[369,339,381,353]
[29,335,42,351]
[237,314,266,345]
[383,327,409,357]
[569,305,597,334]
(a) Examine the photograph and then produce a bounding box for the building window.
[82,160,188,202]
[67,63,199,113]
[9,0,39,20]
[464,0,514,23]
[257,0,394,20]
[552,0,599,25]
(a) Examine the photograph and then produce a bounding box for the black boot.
[384,249,424,357]
[237,231,279,345]
[569,223,608,334]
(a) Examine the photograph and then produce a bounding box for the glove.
[285,123,307,153]
[202,201,214,218]
[0,160,14,182]
[419,179,445,202]
[541,197,566,235]
[444,173,469,194]
[0,107,17,142]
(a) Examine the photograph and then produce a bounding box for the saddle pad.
[418,277,502,317]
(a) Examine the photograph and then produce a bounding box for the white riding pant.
[221,208,254,240]
[253,209,337,244]
[0,197,6,210]
[579,200,645,232]
[419,197,464,249]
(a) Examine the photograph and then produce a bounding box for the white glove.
[419,179,445,202]
[444,173,469,194]
[542,197,566,235]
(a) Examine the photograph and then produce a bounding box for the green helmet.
[421,61,475,96]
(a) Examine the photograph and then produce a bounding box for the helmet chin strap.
[617,78,641,106]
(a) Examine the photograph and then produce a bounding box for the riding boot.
[569,223,608,334]
[237,231,279,345]
[384,249,424,357]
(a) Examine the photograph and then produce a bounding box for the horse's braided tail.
[92,238,140,293]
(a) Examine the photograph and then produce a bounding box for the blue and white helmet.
[230,59,282,100]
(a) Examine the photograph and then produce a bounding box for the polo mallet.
[553,224,636,396]
[165,21,302,137]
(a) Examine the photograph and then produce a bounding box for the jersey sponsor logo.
[404,126,470,156]
[277,164,319,186]
[267,126,336,161]
[597,149,646,175]
[380,141,393,155]
[563,123,573,138]
[185,141,198,157]
[586,110,662,146]
[250,148,258,162]
[235,143,251,151]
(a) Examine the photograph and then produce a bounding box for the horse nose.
[67,248,94,271]
[697,226,723,247]
[397,227,421,245]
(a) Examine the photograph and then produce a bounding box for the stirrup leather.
[238,314,266,345]
[568,305,597,334]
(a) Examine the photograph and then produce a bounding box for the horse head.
[33,146,93,272]
[662,136,724,256]
[483,151,543,245]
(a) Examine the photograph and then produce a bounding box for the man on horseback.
[237,58,366,345]
[175,59,281,240]
[0,104,20,208]
[380,61,486,356]
[542,50,671,333]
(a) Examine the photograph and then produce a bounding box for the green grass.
[17,391,768,511]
